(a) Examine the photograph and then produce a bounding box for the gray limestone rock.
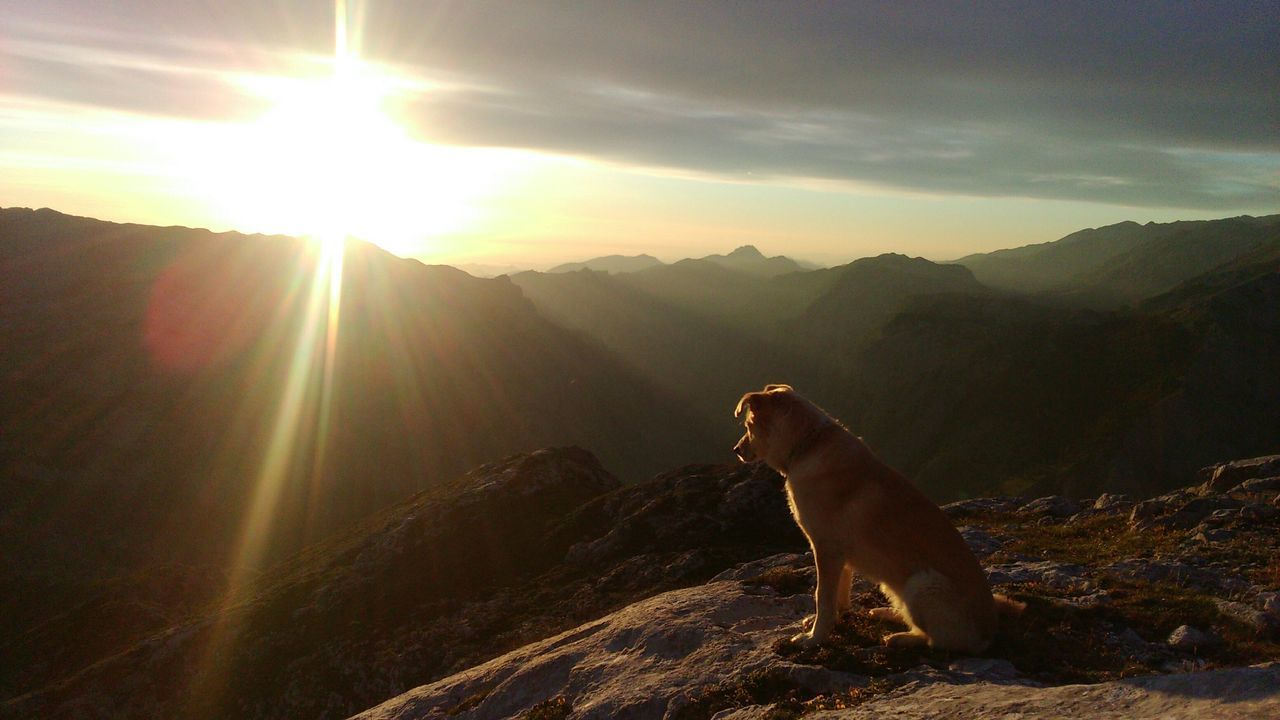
[1167,625,1220,651]
[805,663,1280,720]
[1199,455,1280,494]
[985,560,1092,592]
[1018,496,1083,518]
[349,581,837,720]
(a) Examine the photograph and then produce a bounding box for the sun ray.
[189,3,357,710]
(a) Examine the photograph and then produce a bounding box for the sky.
[1,1,1276,268]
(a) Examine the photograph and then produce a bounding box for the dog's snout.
[733,434,755,462]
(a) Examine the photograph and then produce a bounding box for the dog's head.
[733,383,796,464]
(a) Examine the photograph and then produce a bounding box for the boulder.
[1166,625,1220,651]
[1199,455,1280,494]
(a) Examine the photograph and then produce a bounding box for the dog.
[733,384,1023,651]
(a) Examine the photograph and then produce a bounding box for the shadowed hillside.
[0,207,720,689]
[956,215,1280,307]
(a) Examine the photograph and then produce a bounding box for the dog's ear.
[734,392,760,418]
[763,384,793,393]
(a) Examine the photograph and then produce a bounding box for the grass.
[984,513,1182,566]
[521,696,572,720]
[444,687,491,715]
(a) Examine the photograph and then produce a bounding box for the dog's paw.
[883,630,929,648]
[790,630,822,648]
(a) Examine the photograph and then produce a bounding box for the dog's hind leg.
[868,606,906,624]
[884,629,929,648]
[836,564,854,614]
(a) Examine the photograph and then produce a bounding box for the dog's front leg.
[792,548,843,648]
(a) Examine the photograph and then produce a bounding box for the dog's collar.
[780,420,839,474]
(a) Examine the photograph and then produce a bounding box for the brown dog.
[734,384,1022,650]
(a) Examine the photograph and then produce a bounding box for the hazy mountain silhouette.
[548,253,663,274]
[512,223,1279,501]
[787,253,990,357]
[546,245,810,278]
[956,215,1280,306]
[698,244,807,277]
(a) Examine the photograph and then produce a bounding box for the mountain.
[8,448,1278,718]
[450,261,535,278]
[548,253,664,274]
[698,245,806,277]
[0,207,722,691]
[787,253,990,356]
[512,268,811,429]
[956,215,1280,306]
[513,253,987,430]
[546,246,809,277]
[839,247,1280,499]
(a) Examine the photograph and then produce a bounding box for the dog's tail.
[993,594,1027,617]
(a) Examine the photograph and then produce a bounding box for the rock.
[986,561,1092,592]
[1104,558,1250,595]
[1193,528,1237,544]
[946,658,1030,684]
[712,706,777,719]
[941,497,1024,517]
[1092,493,1134,513]
[1167,625,1220,651]
[1233,476,1280,495]
[711,553,811,584]
[958,526,1004,559]
[1199,455,1280,494]
[1132,495,1245,530]
[1261,592,1280,618]
[1216,599,1280,636]
[348,581,850,720]
[1129,500,1166,527]
[1018,496,1082,518]
[806,663,1280,719]
[1239,503,1280,522]
[1204,508,1240,525]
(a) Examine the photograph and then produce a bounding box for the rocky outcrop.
[349,560,1280,720]
[351,581,818,720]
[351,454,1280,719]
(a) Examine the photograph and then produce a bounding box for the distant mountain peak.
[548,254,664,274]
[727,245,764,258]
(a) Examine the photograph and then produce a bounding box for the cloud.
[4,1,1277,209]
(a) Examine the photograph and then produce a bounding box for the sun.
[184,53,531,259]
[213,60,444,254]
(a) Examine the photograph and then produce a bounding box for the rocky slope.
[1,449,805,718]
[6,450,1278,719]
[349,454,1280,719]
